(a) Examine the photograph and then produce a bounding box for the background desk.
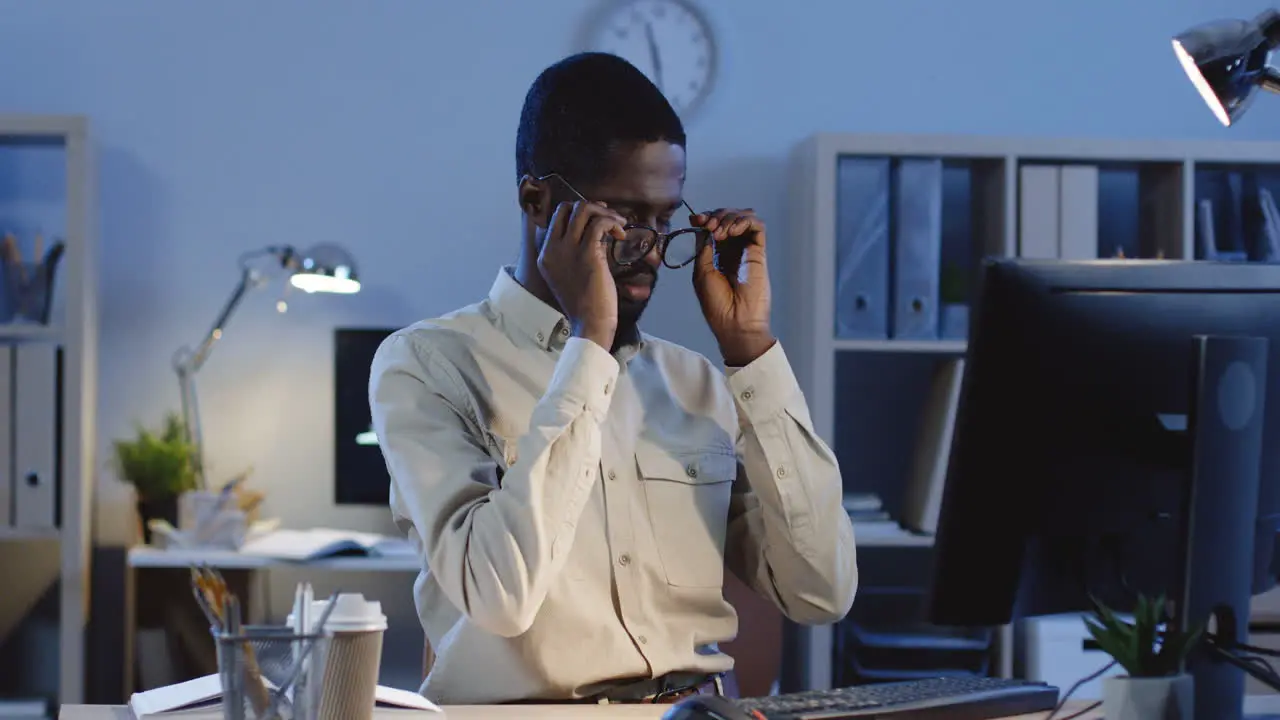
[59,703,1103,719]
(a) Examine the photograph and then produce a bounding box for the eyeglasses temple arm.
[537,173,588,202]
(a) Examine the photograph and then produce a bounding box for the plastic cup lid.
[287,592,387,632]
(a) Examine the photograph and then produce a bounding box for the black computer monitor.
[928,259,1280,720]
[334,327,397,505]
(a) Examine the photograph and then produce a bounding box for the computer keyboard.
[728,676,1060,719]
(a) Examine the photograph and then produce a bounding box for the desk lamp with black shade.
[173,243,360,487]
[1173,8,1280,126]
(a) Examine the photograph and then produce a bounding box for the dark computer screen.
[334,327,397,506]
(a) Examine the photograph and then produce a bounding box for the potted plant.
[1085,593,1202,720]
[112,412,199,544]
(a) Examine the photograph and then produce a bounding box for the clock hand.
[644,21,664,92]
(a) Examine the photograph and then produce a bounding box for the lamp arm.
[171,245,297,487]
[1261,66,1280,95]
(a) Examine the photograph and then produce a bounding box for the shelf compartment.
[1191,162,1280,261]
[0,324,60,343]
[833,155,1006,342]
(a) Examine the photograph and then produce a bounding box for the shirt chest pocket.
[636,448,737,589]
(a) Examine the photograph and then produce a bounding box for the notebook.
[236,528,416,561]
[129,673,442,718]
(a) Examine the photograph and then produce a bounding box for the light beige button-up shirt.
[369,267,858,704]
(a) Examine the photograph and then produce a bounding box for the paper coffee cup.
[289,593,386,720]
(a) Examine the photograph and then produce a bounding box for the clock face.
[586,0,717,118]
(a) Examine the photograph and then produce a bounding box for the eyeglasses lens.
[611,228,706,268]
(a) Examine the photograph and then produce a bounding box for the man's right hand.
[537,200,627,351]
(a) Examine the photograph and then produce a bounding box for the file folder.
[891,158,943,339]
[834,156,891,339]
[13,343,57,529]
[1018,165,1059,259]
[1058,165,1099,260]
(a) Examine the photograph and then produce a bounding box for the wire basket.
[214,625,331,720]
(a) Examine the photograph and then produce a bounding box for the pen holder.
[0,246,62,324]
[214,625,332,720]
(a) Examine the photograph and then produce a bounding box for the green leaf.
[1083,593,1207,677]
[111,411,198,501]
[1086,617,1139,675]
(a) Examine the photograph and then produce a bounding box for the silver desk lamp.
[172,243,360,487]
[1173,8,1280,126]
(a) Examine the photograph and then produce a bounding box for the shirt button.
[604,382,611,395]
[618,553,631,566]
[608,470,617,481]
[536,331,545,342]
[741,390,754,401]
[686,465,697,478]
[637,635,648,645]
[776,466,788,478]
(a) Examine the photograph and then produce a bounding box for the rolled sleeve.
[545,337,621,424]
[370,332,616,637]
[723,341,858,624]
[725,342,809,427]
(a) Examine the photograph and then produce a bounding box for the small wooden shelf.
[0,526,60,541]
[834,339,966,354]
[0,324,62,343]
[0,113,95,707]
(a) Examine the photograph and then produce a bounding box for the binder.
[0,346,10,526]
[1058,165,1099,260]
[834,156,891,339]
[13,343,57,529]
[901,358,965,534]
[891,158,943,339]
[1018,165,1060,259]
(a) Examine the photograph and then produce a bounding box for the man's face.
[577,141,687,333]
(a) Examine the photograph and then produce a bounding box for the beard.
[614,266,657,343]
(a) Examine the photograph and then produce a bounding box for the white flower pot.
[1103,674,1194,720]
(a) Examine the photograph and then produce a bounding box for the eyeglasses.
[538,173,709,269]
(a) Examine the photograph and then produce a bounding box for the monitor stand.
[1178,335,1268,720]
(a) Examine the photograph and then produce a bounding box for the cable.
[1043,660,1116,720]
[1205,639,1280,691]
[1232,640,1280,658]
[1056,701,1101,720]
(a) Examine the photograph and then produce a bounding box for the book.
[842,493,883,513]
[129,673,442,718]
[237,528,416,562]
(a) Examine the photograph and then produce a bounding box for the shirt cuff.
[547,337,621,422]
[725,341,803,424]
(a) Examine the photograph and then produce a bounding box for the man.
[369,52,857,705]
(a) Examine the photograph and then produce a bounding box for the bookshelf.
[0,114,97,710]
[786,132,1280,692]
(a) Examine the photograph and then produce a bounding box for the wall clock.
[583,0,719,119]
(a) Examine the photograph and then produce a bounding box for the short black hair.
[516,52,686,186]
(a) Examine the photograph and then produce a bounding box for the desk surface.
[127,546,420,572]
[59,703,1102,719]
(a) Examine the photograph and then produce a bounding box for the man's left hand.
[691,208,777,367]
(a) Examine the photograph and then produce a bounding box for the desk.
[127,547,421,572]
[124,547,419,700]
[59,703,1103,719]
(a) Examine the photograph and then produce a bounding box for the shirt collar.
[487,266,645,357]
